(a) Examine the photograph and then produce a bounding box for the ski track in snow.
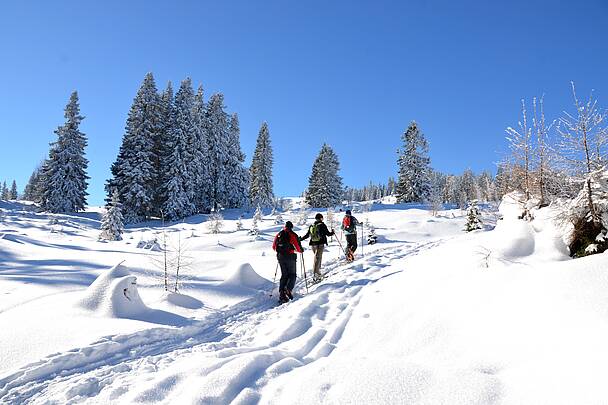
[0,239,443,404]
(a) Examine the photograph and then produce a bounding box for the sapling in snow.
[99,190,124,241]
[207,212,224,234]
[236,216,244,231]
[465,200,483,232]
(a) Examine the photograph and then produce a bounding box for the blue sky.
[0,0,607,205]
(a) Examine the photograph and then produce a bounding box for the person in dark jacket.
[272,221,303,303]
[300,213,335,282]
[341,210,362,261]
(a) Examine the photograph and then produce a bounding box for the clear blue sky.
[1,0,607,205]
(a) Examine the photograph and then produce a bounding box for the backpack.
[342,216,355,232]
[310,223,321,243]
[275,230,292,255]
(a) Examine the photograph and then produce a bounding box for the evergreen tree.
[205,93,230,211]
[192,85,212,213]
[249,122,274,208]
[108,73,162,223]
[225,113,250,208]
[23,165,44,202]
[42,91,89,213]
[396,121,431,203]
[153,81,174,214]
[465,200,483,231]
[305,143,343,207]
[99,190,124,241]
[161,78,196,220]
[9,180,18,200]
[1,181,8,200]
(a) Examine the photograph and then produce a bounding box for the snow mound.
[162,291,204,309]
[137,238,162,251]
[222,262,272,290]
[78,262,149,318]
[492,218,535,258]
[499,191,527,220]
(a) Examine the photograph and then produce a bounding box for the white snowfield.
[1,198,608,404]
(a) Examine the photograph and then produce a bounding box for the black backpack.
[275,230,292,255]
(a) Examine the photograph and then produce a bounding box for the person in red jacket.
[272,221,303,303]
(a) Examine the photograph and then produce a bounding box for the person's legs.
[312,245,324,277]
[286,254,297,296]
[278,256,289,301]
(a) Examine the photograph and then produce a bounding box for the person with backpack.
[341,210,362,261]
[272,221,303,303]
[299,213,335,282]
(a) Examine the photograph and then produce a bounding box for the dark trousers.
[346,234,358,253]
[278,253,297,292]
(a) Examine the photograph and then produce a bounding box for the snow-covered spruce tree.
[99,190,124,241]
[9,180,18,200]
[306,143,344,208]
[225,113,250,208]
[41,91,89,213]
[367,222,378,245]
[108,73,162,223]
[465,199,483,232]
[428,171,444,216]
[152,81,174,214]
[396,121,431,203]
[204,93,230,211]
[192,85,212,213]
[249,122,274,208]
[0,181,7,200]
[161,78,196,221]
[236,215,244,231]
[207,212,224,234]
[248,205,263,238]
[23,164,45,203]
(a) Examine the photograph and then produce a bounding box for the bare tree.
[506,99,533,201]
[556,82,608,223]
[531,96,553,206]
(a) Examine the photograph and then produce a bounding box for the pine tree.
[99,190,124,241]
[207,212,224,234]
[23,165,45,202]
[153,81,174,214]
[192,85,212,213]
[41,91,89,213]
[9,180,18,200]
[1,181,8,200]
[306,144,344,208]
[249,122,274,208]
[225,113,250,208]
[396,121,431,203]
[161,78,196,220]
[465,200,483,231]
[205,93,230,211]
[108,73,162,223]
[248,205,263,238]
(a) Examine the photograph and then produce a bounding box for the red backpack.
[342,216,354,232]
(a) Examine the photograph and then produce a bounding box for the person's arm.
[300,228,310,241]
[272,233,278,251]
[322,223,334,236]
[290,232,303,253]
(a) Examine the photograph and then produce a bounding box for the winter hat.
[346,210,352,215]
[285,221,294,229]
[315,213,323,220]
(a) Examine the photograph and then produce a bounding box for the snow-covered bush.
[465,199,483,232]
[236,216,244,231]
[248,205,262,239]
[99,190,124,241]
[297,208,308,226]
[367,222,378,245]
[559,169,608,257]
[207,212,224,234]
[274,211,283,225]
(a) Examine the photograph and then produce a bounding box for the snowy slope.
[1,200,608,404]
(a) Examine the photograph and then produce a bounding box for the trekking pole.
[300,252,309,293]
[334,234,348,260]
[270,261,279,297]
[361,224,365,257]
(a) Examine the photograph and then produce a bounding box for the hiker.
[341,210,362,261]
[300,213,335,282]
[272,221,303,303]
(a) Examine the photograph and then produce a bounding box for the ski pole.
[270,261,279,297]
[300,252,309,293]
[361,224,364,257]
[334,233,348,260]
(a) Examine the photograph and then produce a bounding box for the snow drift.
[78,262,149,318]
[221,262,272,291]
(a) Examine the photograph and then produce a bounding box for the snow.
[1,199,608,404]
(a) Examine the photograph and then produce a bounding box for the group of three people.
[272,210,363,303]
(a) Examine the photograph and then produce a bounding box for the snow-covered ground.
[1,199,608,404]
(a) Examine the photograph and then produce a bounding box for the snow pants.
[278,253,297,293]
[346,234,358,253]
[311,245,325,277]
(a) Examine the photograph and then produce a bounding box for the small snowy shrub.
[274,211,283,225]
[367,222,378,245]
[99,190,124,241]
[465,200,483,232]
[236,216,244,231]
[207,213,224,234]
